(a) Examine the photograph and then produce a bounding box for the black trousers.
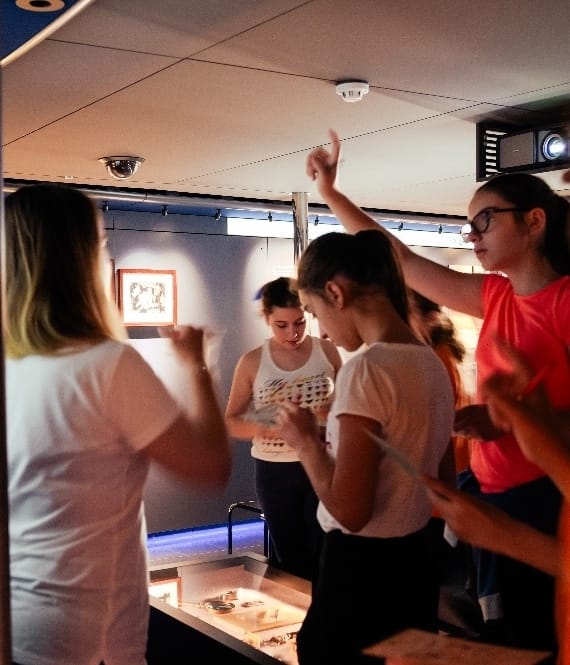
[254,459,322,581]
[296,526,439,665]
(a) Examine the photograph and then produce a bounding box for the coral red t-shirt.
[471,274,570,493]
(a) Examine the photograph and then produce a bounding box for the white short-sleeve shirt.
[8,340,181,665]
[317,342,454,538]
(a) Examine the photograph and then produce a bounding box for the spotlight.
[214,209,222,221]
[162,205,168,217]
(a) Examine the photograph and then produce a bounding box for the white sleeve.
[105,344,182,451]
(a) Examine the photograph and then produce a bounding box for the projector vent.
[476,123,509,181]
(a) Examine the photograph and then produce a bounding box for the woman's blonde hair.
[5,184,124,358]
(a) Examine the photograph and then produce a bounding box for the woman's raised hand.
[306,129,341,195]
[159,324,206,366]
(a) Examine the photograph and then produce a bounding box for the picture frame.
[117,269,177,327]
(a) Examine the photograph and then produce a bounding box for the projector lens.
[541,133,566,160]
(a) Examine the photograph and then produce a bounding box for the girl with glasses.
[304,130,570,655]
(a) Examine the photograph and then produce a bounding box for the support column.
[292,192,309,264]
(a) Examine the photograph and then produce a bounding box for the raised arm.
[142,325,231,488]
[307,129,485,318]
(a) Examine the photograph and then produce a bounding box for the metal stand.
[227,500,270,557]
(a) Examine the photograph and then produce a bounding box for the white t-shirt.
[317,342,454,538]
[7,340,181,665]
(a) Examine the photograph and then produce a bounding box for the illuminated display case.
[147,554,311,665]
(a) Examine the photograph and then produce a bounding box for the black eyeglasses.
[460,207,526,242]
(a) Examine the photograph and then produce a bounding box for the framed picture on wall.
[117,269,177,326]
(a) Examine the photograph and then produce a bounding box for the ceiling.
[2,0,570,228]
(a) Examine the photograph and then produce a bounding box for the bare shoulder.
[235,345,263,375]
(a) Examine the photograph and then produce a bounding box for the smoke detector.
[335,80,369,103]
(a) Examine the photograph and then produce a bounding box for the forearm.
[531,439,570,501]
[457,504,560,577]
[225,415,273,442]
[426,476,561,578]
[187,366,232,484]
[495,518,560,577]
[510,407,570,501]
[320,186,433,290]
[295,436,336,504]
[184,364,229,452]
[296,438,367,531]
[321,186,381,234]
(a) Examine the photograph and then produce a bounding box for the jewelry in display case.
[148,554,310,665]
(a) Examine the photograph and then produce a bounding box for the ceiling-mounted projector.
[498,124,569,173]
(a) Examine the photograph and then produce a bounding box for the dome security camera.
[98,156,145,180]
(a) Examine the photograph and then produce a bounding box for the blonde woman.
[5,184,231,665]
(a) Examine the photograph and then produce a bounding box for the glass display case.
[147,554,311,665]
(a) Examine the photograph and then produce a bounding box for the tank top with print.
[251,337,336,462]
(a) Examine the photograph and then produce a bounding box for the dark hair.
[5,183,119,357]
[430,319,466,363]
[477,172,570,275]
[257,276,301,316]
[409,289,466,361]
[297,230,410,323]
[409,290,441,317]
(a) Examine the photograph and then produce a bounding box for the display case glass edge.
[147,555,310,665]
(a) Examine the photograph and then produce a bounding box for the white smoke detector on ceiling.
[335,80,369,103]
